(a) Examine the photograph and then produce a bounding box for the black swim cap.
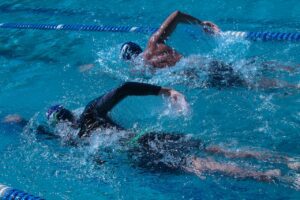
[120,42,142,60]
[46,105,63,120]
[46,105,74,124]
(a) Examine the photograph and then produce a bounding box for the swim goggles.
[46,104,63,125]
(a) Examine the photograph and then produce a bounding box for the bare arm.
[2,114,60,139]
[148,10,220,47]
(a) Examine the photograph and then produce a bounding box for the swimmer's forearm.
[150,10,217,45]
[176,11,220,34]
[119,82,162,96]
[120,82,183,100]
[163,11,203,26]
[176,11,204,25]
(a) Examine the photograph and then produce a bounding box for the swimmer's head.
[120,42,142,61]
[46,105,75,125]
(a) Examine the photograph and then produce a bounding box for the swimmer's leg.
[250,78,299,90]
[182,157,281,182]
[204,146,289,163]
[261,61,297,73]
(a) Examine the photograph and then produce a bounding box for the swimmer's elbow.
[169,10,183,20]
[118,82,130,92]
[172,10,182,16]
[121,81,132,87]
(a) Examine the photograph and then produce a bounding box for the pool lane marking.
[0,22,299,42]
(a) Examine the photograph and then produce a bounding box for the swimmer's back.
[206,61,247,88]
[128,132,203,171]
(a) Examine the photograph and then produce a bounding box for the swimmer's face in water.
[46,105,76,126]
[120,42,143,62]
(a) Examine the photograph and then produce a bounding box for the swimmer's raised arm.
[94,81,186,115]
[78,81,188,138]
[148,10,220,47]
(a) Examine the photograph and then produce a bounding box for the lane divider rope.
[0,22,299,42]
[0,184,44,200]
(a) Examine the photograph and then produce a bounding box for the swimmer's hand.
[160,88,190,115]
[201,21,220,35]
[159,88,185,102]
[2,114,25,124]
[169,90,186,103]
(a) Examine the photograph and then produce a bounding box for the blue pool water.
[0,0,300,199]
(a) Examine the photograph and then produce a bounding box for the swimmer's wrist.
[198,20,204,26]
[159,87,172,96]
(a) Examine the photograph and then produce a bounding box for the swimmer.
[3,82,298,183]
[128,132,284,182]
[46,82,188,138]
[120,11,299,89]
[120,10,219,68]
[2,82,188,140]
